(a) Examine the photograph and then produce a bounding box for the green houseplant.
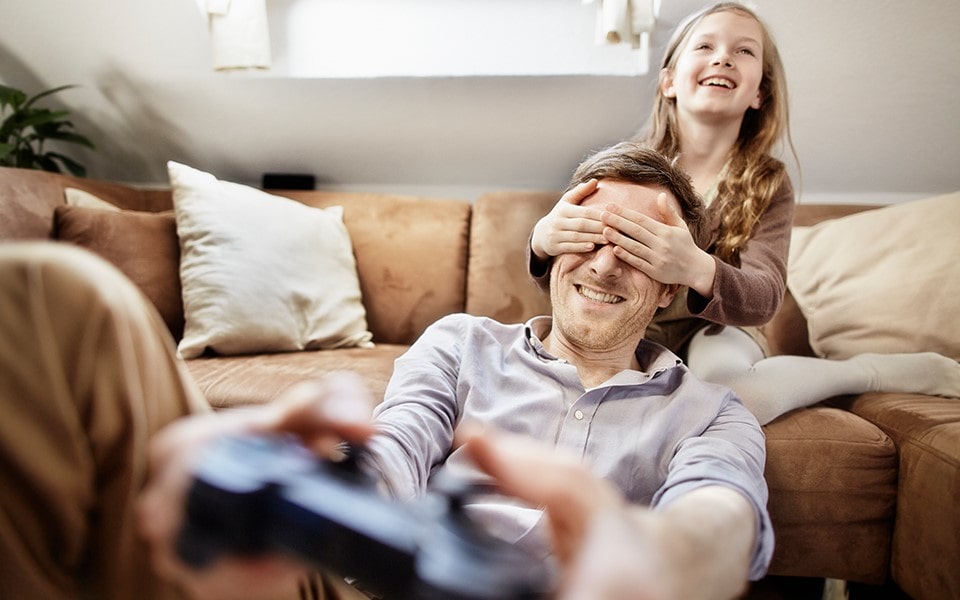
[0,84,95,177]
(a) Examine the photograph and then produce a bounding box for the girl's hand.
[137,373,377,599]
[602,193,716,298]
[530,179,606,260]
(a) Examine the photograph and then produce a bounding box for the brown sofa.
[1,166,957,599]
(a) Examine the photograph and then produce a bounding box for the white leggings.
[685,327,960,425]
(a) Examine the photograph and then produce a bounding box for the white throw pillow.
[788,191,960,362]
[64,187,121,211]
[169,161,373,358]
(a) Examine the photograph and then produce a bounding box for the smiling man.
[336,141,775,599]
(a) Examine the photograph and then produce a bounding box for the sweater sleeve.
[688,177,796,326]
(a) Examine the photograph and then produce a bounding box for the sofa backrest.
[0,167,471,346]
[0,166,883,357]
[275,190,471,345]
[467,190,555,324]
[0,166,171,240]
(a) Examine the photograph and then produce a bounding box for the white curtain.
[584,0,657,49]
[197,0,272,71]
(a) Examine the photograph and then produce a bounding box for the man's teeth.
[702,77,734,88]
[577,285,623,304]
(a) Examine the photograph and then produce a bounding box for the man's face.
[549,180,679,352]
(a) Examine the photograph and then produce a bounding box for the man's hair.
[568,141,709,249]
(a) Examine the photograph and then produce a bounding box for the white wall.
[2,0,958,204]
[278,0,651,78]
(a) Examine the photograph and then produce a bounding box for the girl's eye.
[738,47,758,57]
[694,43,712,51]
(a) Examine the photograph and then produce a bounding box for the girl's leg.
[686,327,960,426]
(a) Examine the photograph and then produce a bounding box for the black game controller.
[177,433,555,600]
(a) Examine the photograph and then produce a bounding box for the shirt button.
[574,410,584,420]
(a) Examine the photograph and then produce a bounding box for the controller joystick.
[177,433,555,600]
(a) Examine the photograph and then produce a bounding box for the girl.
[529,2,959,424]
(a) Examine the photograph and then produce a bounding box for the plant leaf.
[47,151,87,177]
[36,154,62,173]
[0,85,27,111]
[23,85,77,110]
[40,130,96,149]
[0,142,15,163]
[14,109,72,130]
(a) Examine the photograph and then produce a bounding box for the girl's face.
[661,10,765,124]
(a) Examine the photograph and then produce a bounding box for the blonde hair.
[636,2,797,264]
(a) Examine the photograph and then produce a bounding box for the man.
[1,142,772,600]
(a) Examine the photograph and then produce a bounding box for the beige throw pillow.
[169,161,373,358]
[788,192,960,362]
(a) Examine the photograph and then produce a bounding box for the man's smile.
[576,284,624,305]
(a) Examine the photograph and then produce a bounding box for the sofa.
[1,164,957,599]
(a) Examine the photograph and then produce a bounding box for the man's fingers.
[457,427,623,563]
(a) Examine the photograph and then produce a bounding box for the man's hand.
[530,179,606,261]
[460,427,756,600]
[137,373,377,599]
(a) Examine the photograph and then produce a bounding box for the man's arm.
[461,428,757,600]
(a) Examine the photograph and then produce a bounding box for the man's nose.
[589,245,622,278]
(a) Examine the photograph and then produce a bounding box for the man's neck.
[542,330,643,389]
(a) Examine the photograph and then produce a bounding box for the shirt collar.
[523,316,684,375]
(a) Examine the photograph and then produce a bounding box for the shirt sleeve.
[651,391,775,580]
[363,314,465,500]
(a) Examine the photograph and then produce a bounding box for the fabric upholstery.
[186,344,410,409]
[276,189,471,345]
[788,192,960,362]
[837,393,960,598]
[467,190,555,324]
[763,406,897,584]
[53,205,184,340]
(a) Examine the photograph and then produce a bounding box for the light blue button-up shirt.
[365,313,773,579]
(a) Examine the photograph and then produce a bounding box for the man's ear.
[659,68,677,99]
[658,283,680,308]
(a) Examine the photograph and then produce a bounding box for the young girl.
[529,2,959,424]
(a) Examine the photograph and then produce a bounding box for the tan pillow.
[64,187,122,211]
[169,161,373,358]
[54,205,184,339]
[788,192,960,361]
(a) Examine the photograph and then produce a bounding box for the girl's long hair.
[637,2,797,264]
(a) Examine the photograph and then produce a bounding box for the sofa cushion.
[169,161,374,359]
[185,344,410,409]
[788,191,960,362]
[53,204,184,339]
[763,406,897,583]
